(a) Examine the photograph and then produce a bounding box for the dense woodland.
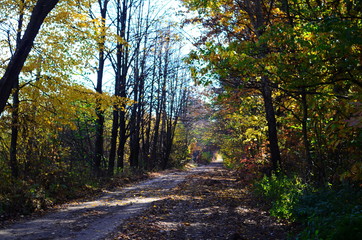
[0,0,361,239]
[184,0,361,182]
[182,0,362,238]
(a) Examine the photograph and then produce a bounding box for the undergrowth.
[293,186,362,240]
[0,174,100,219]
[0,168,148,220]
[254,173,306,219]
[254,174,362,240]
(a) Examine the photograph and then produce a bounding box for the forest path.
[0,162,221,240]
[0,160,290,240]
[114,161,291,240]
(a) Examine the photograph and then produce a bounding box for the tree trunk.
[108,110,118,176]
[108,0,127,176]
[129,75,140,168]
[261,77,282,172]
[9,2,26,179]
[247,0,282,172]
[301,88,313,177]
[144,77,155,169]
[10,84,20,179]
[116,0,130,171]
[93,0,109,177]
[150,86,162,168]
[94,107,104,176]
[117,119,126,169]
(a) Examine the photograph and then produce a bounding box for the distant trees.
[103,0,190,174]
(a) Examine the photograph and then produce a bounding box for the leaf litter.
[115,163,291,240]
[0,162,291,240]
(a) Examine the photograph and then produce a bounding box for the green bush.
[293,186,362,240]
[255,173,362,240]
[254,173,306,219]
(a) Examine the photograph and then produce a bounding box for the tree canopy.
[182,0,362,182]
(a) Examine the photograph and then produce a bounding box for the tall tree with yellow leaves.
[0,0,59,115]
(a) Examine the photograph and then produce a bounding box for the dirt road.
[0,163,221,240]
[0,161,290,240]
[115,161,290,240]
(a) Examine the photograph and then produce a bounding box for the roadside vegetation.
[255,174,362,239]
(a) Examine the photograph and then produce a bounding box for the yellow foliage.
[340,162,362,184]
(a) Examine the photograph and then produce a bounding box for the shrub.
[0,181,48,218]
[255,173,362,239]
[0,165,98,219]
[254,173,306,219]
[293,186,362,240]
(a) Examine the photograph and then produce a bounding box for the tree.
[183,0,282,171]
[108,0,129,175]
[8,0,27,179]
[88,0,110,177]
[0,0,59,115]
[183,0,362,182]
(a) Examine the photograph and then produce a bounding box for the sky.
[84,0,201,93]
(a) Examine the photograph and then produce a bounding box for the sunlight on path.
[213,152,223,163]
[0,164,220,240]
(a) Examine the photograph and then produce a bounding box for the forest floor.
[0,160,292,240]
